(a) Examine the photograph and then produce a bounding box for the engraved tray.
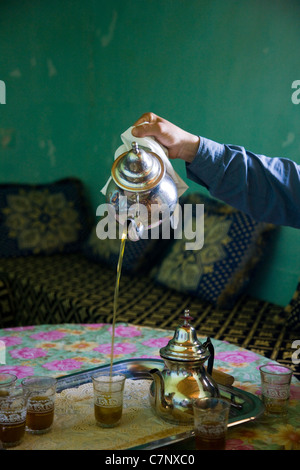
[57,358,264,450]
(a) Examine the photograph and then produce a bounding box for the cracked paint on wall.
[100,10,118,47]
[47,59,57,77]
[0,129,15,148]
[282,132,295,148]
[39,139,57,167]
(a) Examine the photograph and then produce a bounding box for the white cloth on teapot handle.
[101,125,188,197]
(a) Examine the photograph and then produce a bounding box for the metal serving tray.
[57,358,264,450]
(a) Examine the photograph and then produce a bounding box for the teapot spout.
[126,217,144,241]
[149,368,173,417]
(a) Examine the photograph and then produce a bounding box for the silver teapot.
[106,142,178,240]
[149,310,219,425]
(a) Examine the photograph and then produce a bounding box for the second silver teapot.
[149,310,220,425]
[106,142,178,240]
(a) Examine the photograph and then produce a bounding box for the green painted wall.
[0,0,299,306]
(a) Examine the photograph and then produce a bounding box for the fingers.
[131,122,155,138]
[133,112,158,127]
[132,112,167,139]
[131,112,199,162]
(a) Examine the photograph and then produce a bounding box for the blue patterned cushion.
[0,178,93,257]
[82,224,169,274]
[151,193,275,308]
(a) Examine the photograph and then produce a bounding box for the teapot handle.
[203,337,214,376]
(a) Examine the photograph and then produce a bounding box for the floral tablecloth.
[0,322,299,450]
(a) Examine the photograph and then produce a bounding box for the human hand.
[132,112,199,163]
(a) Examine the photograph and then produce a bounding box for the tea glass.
[0,387,27,448]
[21,376,57,434]
[192,397,230,450]
[92,372,126,428]
[0,373,17,396]
[259,363,293,416]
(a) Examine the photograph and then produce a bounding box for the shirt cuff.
[186,136,225,188]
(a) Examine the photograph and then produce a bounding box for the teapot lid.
[111,142,165,192]
[160,310,210,362]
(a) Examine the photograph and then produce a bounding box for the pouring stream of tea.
[109,227,127,376]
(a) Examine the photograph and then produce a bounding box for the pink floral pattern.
[3,326,35,332]
[0,336,23,347]
[93,342,137,355]
[42,359,83,371]
[0,365,35,378]
[10,347,48,360]
[108,325,142,337]
[215,350,259,364]
[30,331,66,341]
[141,337,171,348]
[226,439,255,450]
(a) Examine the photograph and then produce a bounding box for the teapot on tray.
[149,310,219,425]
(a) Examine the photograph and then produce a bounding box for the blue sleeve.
[186,136,300,228]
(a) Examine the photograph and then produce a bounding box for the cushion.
[0,178,93,257]
[150,192,275,308]
[82,223,170,274]
[0,275,14,328]
[285,279,300,330]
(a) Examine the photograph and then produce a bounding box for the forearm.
[186,137,300,228]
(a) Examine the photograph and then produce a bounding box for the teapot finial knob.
[182,309,193,325]
[131,141,139,154]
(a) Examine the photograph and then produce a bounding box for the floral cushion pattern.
[0,178,93,257]
[0,275,14,327]
[151,193,275,308]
